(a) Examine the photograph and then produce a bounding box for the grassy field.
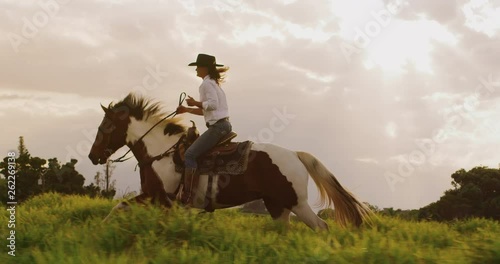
[1,193,499,264]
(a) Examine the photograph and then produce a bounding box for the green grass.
[1,193,499,264]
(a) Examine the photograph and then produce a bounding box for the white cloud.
[280,62,335,83]
[463,0,500,37]
[220,24,286,44]
[356,158,380,165]
[421,92,464,102]
[0,89,108,116]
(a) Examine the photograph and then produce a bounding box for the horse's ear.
[101,104,110,114]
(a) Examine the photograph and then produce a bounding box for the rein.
[110,92,187,164]
[134,135,184,171]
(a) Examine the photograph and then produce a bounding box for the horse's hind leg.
[263,198,291,225]
[279,208,291,223]
[291,202,329,231]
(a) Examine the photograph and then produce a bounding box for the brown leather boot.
[180,168,198,205]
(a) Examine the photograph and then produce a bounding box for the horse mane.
[109,93,185,131]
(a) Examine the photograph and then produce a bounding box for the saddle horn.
[186,120,199,144]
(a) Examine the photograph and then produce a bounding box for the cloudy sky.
[1,0,500,210]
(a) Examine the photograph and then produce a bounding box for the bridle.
[108,92,187,164]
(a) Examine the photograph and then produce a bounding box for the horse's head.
[88,103,130,165]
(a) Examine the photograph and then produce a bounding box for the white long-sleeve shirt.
[199,75,229,125]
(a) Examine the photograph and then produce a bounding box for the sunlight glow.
[333,0,457,75]
[386,121,398,138]
[364,19,458,75]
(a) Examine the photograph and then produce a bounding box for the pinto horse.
[88,93,372,230]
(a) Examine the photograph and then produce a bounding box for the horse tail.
[296,151,372,227]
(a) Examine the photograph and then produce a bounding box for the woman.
[176,53,232,206]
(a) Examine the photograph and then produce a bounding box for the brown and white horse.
[88,93,372,230]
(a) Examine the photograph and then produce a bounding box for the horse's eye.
[100,121,116,133]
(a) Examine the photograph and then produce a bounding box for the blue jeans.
[184,119,232,169]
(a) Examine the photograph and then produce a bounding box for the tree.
[18,136,27,156]
[102,160,116,198]
[83,183,101,198]
[0,137,45,202]
[0,136,115,203]
[43,158,85,195]
[0,178,7,204]
[87,161,116,199]
[419,166,500,221]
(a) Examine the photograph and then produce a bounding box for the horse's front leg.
[101,193,149,223]
[131,192,150,204]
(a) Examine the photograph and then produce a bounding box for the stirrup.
[180,168,197,205]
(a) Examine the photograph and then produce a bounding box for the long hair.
[208,66,229,85]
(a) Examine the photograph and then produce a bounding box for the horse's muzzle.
[88,153,106,165]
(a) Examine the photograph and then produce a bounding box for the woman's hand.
[176,105,188,114]
[186,96,201,107]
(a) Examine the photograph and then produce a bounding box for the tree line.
[418,166,500,221]
[0,136,116,203]
[247,163,500,222]
[371,165,500,221]
[318,165,500,222]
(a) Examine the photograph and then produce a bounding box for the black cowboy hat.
[188,53,224,67]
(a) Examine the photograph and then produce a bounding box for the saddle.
[197,138,253,175]
[177,123,253,175]
[173,122,253,210]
